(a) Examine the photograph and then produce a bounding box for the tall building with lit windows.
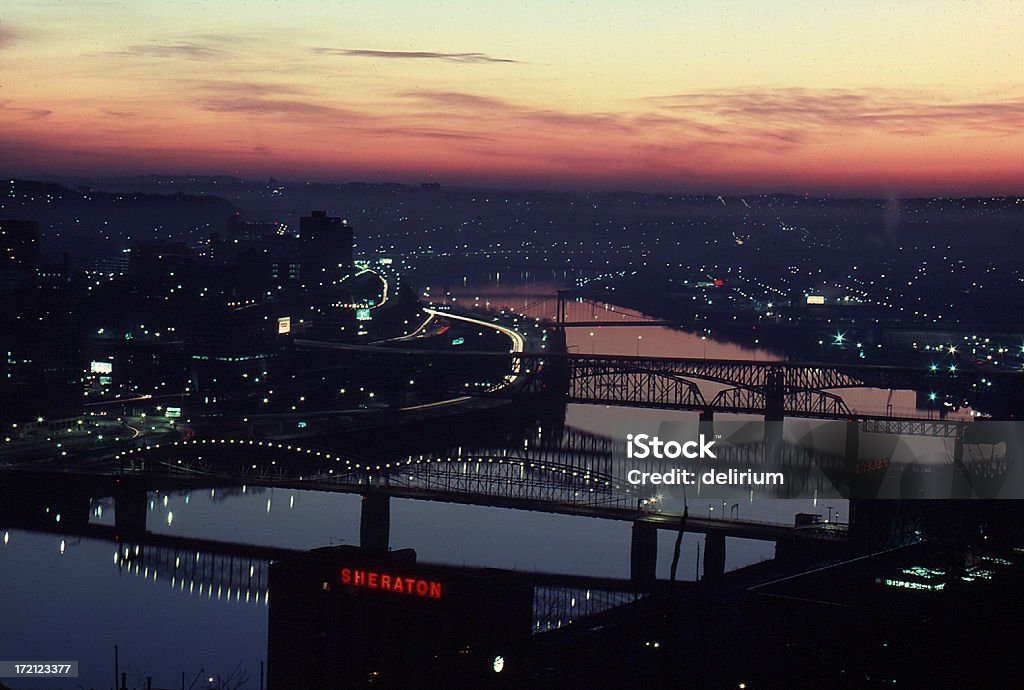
[0,219,80,423]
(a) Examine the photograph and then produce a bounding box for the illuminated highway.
[1,414,186,465]
[397,307,527,411]
[347,263,391,310]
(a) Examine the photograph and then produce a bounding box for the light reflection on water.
[0,526,266,689]
[109,485,789,578]
[1,478,829,687]
[2,281,875,686]
[452,283,972,419]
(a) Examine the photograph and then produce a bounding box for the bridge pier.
[630,520,658,587]
[845,419,901,499]
[114,482,149,538]
[764,371,785,449]
[703,532,726,581]
[950,432,973,499]
[359,493,390,550]
[845,419,887,500]
[699,408,715,438]
[844,418,860,490]
[845,418,859,460]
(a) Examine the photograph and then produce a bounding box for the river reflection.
[2,474,833,688]
[2,280,871,688]
[444,282,973,420]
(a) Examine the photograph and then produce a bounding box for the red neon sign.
[340,568,443,599]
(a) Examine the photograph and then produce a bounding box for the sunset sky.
[1,0,1022,194]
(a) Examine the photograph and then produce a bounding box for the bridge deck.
[0,465,791,542]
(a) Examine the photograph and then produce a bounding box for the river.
[3,279,867,689]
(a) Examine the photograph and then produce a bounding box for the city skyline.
[2,0,1023,194]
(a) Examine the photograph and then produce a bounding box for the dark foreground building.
[300,210,354,282]
[266,531,1024,689]
[268,546,532,689]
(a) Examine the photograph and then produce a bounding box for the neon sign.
[340,568,443,599]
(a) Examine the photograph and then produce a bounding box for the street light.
[636,335,643,356]
[826,505,834,522]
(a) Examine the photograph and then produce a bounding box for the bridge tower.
[555,289,567,328]
[538,290,570,403]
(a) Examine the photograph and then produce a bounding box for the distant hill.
[0,179,238,269]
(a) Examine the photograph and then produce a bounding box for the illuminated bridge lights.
[118,440,629,505]
[982,555,1013,566]
[878,578,946,592]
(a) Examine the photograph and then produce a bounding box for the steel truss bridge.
[376,346,986,432]
[105,419,989,523]
[101,435,792,540]
[114,433,812,513]
[310,339,990,433]
[565,352,941,393]
[427,291,1017,424]
[115,436,635,512]
[567,354,861,418]
[560,353,1020,437]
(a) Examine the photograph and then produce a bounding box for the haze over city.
[2,0,1023,194]
[3,3,1024,687]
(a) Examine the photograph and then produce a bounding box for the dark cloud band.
[314,48,518,64]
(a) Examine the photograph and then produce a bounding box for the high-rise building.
[0,220,80,424]
[299,210,354,281]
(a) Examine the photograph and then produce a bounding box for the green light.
[929,392,937,401]
[948,365,957,373]
[833,332,846,345]
[929,363,938,372]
